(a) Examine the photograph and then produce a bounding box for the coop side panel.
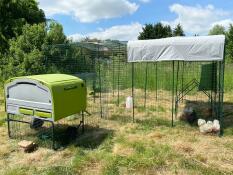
[51,80,87,121]
[5,79,53,117]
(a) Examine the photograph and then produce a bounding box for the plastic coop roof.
[127,35,225,62]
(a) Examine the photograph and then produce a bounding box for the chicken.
[212,120,220,133]
[198,119,206,127]
[198,119,220,134]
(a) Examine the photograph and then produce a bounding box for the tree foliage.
[5,23,47,77]
[45,21,68,45]
[173,24,185,36]
[227,24,233,62]
[0,0,45,53]
[209,25,225,35]
[138,22,172,40]
[138,22,186,40]
[208,24,233,62]
[0,22,69,81]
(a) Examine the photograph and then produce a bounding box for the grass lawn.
[1,62,233,175]
[0,88,233,175]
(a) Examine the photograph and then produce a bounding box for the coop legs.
[46,121,55,150]
[6,113,11,138]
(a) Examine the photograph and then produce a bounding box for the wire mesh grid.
[6,41,225,148]
[174,61,221,123]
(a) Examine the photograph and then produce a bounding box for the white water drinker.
[126,96,133,109]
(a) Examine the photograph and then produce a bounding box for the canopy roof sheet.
[127,35,225,62]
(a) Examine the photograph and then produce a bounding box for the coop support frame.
[6,111,85,150]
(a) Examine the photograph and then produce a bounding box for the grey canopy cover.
[127,35,225,62]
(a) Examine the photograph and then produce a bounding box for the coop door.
[198,63,217,91]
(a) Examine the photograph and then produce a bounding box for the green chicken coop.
[5,74,87,148]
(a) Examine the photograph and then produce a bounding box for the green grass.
[4,167,30,175]
[0,114,5,126]
[109,114,132,123]
[179,158,225,175]
[1,115,233,174]
[1,63,233,174]
[109,62,233,94]
[224,64,233,92]
[97,134,176,174]
[42,166,74,175]
[0,88,5,126]
[135,117,172,131]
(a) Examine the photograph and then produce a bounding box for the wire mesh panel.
[131,62,174,123]
[7,113,86,149]
[174,61,221,123]
[7,114,54,149]
[43,43,107,124]
[5,40,226,148]
[42,42,224,128]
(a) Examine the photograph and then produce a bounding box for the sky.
[38,0,233,41]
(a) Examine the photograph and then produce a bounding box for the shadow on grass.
[180,99,233,135]
[74,125,113,149]
[109,114,133,123]
[49,124,113,149]
[7,115,113,150]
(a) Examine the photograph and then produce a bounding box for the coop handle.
[16,82,36,86]
[64,85,77,91]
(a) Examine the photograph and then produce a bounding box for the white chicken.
[198,119,220,134]
[198,119,206,127]
[198,119,213,133]
[212,120,220,132]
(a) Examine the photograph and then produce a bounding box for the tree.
[45,21,68,45]
[1,21,69,80]
[209,25,225,35]
[138,24,155,40]
[0,0,45,53]
[173,24,185,36]
[153,23,172,39]
[138,22,172,40]
[6,23,47,77]
[164,25,173,37]
[226,24,233,62]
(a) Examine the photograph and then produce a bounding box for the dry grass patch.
[147,131,165,139]
[174,142,194,155]
[113,143,134,156]
[0,90,233,174]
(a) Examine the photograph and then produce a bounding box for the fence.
[2,40,233,148]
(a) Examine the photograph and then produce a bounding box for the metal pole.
[144,62,148,108]
[51,121,55,150]
[97,44,103,118]
[155,62,158,100]
[112,56,115,97]
[93,50,96,103]
[219,50,225,136]
[117,43,121,106]
[213,62,217,117]
[210,62,215,117]
[175,61,180,118]
[117,58,120,106]
[81,111,84,133]
[181,61,184,102]
[7,113,11,138]
[132,63,135,122]
[172,61,175,127]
